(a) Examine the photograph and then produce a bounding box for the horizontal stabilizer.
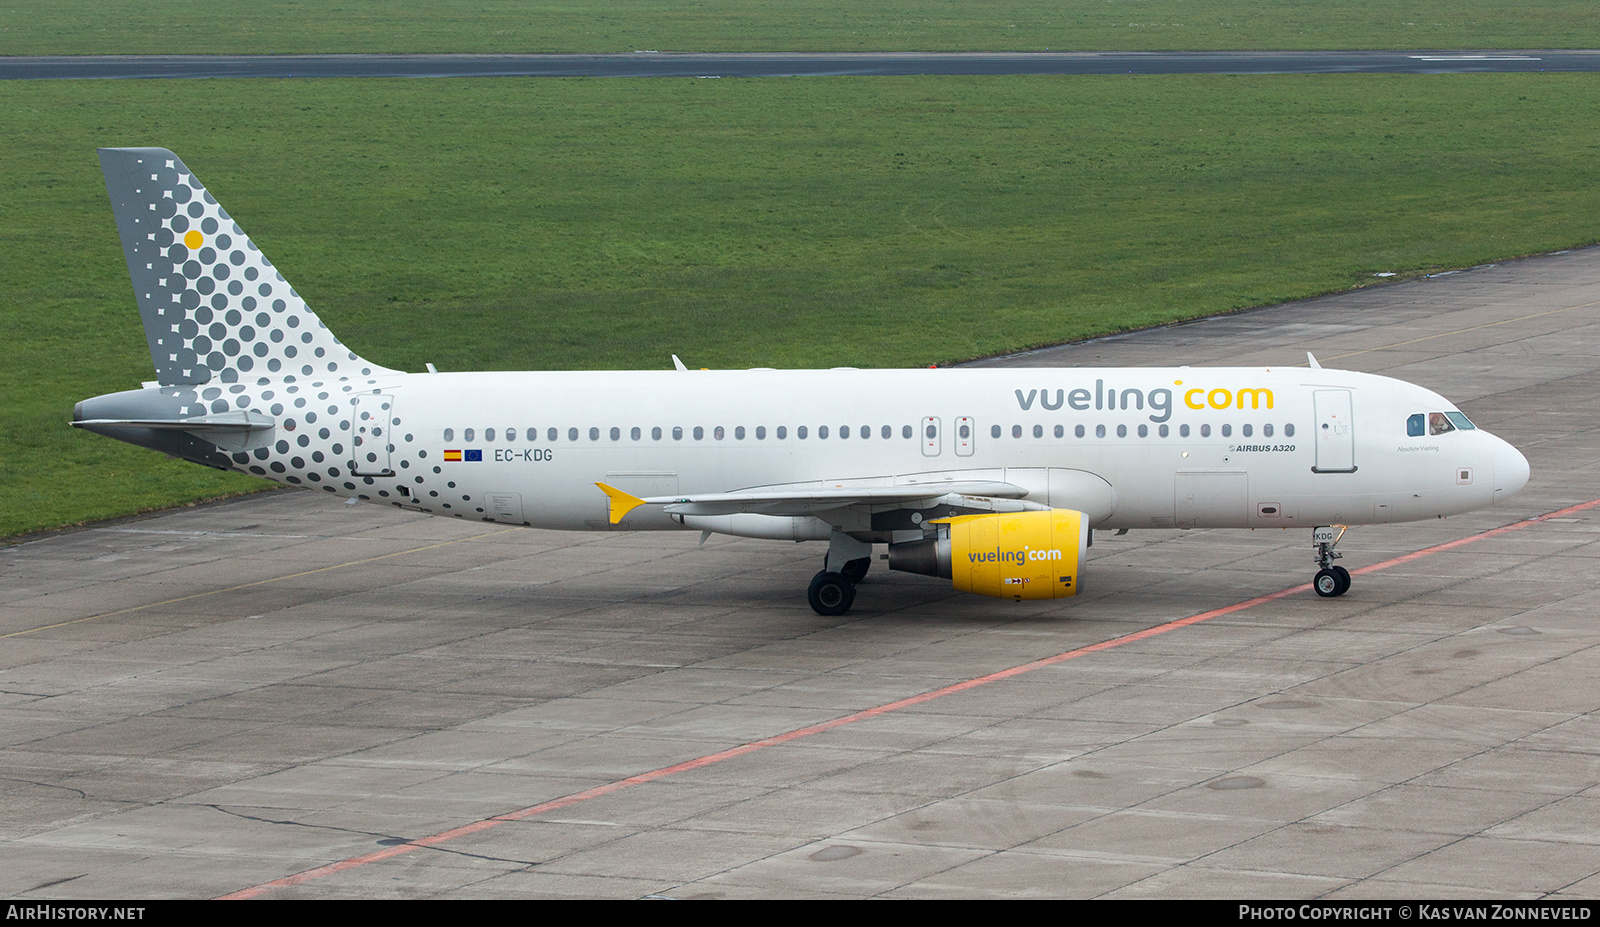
[72,410,274,432]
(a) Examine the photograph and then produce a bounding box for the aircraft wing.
[597,480,1029,523]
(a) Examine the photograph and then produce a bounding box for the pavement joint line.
[1319,297,1600,364]
[217,495,1600,900]
[0,528,518,640]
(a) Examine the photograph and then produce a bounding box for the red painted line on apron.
[221,498,1598,899]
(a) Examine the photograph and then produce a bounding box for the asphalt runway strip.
[218,495,1600,899]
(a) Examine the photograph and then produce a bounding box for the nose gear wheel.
[1312,526,1350,597]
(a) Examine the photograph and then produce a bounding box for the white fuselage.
[275,365,1526,535]
[81,146,1535,612]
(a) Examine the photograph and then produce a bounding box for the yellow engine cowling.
[889,509,1089,600]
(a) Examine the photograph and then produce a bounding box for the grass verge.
[2,73,1597,537]
[4,1,1600,54]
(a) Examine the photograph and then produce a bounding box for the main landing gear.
[809,536,872,616]
[1312,525,1351,597]
[809,556,871,616]
[808,570,856,616]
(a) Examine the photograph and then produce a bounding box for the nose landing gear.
[1312,525,1351,597]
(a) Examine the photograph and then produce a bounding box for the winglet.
[672,354,688,371]
[596,483,648,524]
[1307,351,1322,369]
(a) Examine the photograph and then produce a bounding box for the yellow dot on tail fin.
[183,230,203,249]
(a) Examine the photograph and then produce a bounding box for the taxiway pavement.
[3,249,1600,898]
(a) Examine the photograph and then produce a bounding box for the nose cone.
[1493,437,1530,503]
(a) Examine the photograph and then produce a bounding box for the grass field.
[3,73,1599,537]
[3,1,1600,54]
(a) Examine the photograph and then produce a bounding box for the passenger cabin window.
[464,428,475,442]
[443,428,454,441]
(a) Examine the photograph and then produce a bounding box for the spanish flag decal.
[443,449,463,461]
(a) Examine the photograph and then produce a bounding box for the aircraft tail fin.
[97,147,397,386]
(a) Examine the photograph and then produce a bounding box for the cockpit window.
[1410,411,1476,436]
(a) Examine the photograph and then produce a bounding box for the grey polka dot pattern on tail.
[98,148,398,388]
[93,148,478,521]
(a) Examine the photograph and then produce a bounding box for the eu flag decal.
[464,449,483,462]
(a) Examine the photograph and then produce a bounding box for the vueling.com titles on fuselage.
[1013,380,1274,424]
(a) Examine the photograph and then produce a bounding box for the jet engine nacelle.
[888,509,1089,600]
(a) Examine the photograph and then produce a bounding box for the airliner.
[75,148,1531,615]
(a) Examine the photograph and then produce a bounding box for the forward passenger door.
[1313,390,1356,473]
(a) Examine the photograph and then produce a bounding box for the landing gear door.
[921,416,941,457]
[1313,389,1356,473]
[352,394,394,476]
